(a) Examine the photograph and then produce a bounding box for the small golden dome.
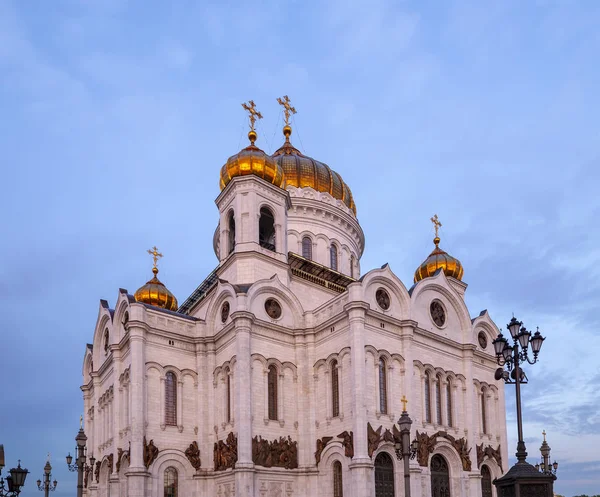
[134,266,179,311]
[272,126,356,215]
[220,131,286,190]
[414,236,464,283]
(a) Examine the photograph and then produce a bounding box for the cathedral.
[81,97,508,497]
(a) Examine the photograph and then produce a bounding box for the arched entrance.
[374,452,395,497]
[481,465,492,497]
[430,454,450,497]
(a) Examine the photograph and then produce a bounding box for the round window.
[478,331,488,349]
[430,300,446,327]
[265,298,282,319]
[221,301,230,323]
[376,288,391,310]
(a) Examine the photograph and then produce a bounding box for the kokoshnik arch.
[80,97,508,497]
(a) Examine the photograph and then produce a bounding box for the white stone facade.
[81,171,508,497]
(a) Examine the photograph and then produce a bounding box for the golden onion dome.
[414,236,464,283]
[220,131,286,191]
[134,266,179,311]
[272,126,356,215]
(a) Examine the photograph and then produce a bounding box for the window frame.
[164,466,178,497]
[302,236,312,260]
[165,371,177,426]
[268,365,278,421]
[330,244,338,271]
[333,460,343,497]
[378,357,388,414]
[424,372,432,423]
[331,360,340,418]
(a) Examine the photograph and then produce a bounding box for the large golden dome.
[272,126,356,215]
[220,131,286,191]
[414,236,464,283]
[134,266,179,311]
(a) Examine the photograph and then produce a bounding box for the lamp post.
[394,396,418,497]
[0,446,29,497]
[66,417,88,497]
[492,316,556,496]
[535,431,558,476]
[36,457,57,497]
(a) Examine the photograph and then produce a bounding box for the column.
[127,325,148,497]
[232,311,255,497]
[344,299,372,497]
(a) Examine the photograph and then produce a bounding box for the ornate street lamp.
[66,417,89,497]
[394,396,418,497]
[492,316,556,496]
[535,431,558,476]
[36,457,57,497]
[0,446,29,497]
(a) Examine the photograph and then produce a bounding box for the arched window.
[268,365,278,421]
[435,375,442,425]
[330,244,338,271]
[424,373,431,423]
[481,388,487,434]
[164,467,178,497]
[165,372,177,426]
[302,236,312,260]
[374,452,394,497]
[379,358,388,414]
[446,380,453,427]
[350,254,355,278]
[481,465,493,497]
[333,460,343,497]
[259,207,276,251]
[225,367,231,423]
[430,455,450,497]
[331,360,340,418]
[104,329,109,355]
[228,210,236,254]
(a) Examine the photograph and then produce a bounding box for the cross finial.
[542,430,546,442]
[430,214,442,239]
[277,95,297,126]
[147,246,163,274]
[401,395,408,412]
[80,415,83,428]
[241,100,263,132]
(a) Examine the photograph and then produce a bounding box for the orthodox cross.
[430,214,442,238]
[147,246,163,270]
[542,430,546,442]
[401,395,408,412]
[241,100,263,131]
[277,95,297,126]
[80,415,83,428]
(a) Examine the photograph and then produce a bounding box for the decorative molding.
[476,443,503,472]
[416,430,472,471]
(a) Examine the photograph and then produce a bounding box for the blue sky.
[1,1,599,495]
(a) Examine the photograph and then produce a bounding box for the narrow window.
[330,244,338,271]
[164,467,178,497]
[436,375,442,425]
[259,207,276,251]
[302,236,312,260]
[481,389,487,434]
[228,210,236,254]
[350,255,355,278]
[424,373,431,423]
[379,358,388,414]
[333,460,343,497]
[104,329,109,355]
[446,380,453,427]
[268,365,278,420]
[225,367,231,423]
[331,360,340,418]
[165,372,177,426]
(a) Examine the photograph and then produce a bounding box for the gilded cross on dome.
[147,246,163,271]
[401,395,408,412]
[241,100,263,132]
[430,214,442,238]
[277,95,297,126]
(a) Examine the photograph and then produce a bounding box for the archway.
[374,452,395,497]
[430,454,450,497]
[481,465,492,497]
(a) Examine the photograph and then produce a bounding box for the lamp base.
[493,461,556,497]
